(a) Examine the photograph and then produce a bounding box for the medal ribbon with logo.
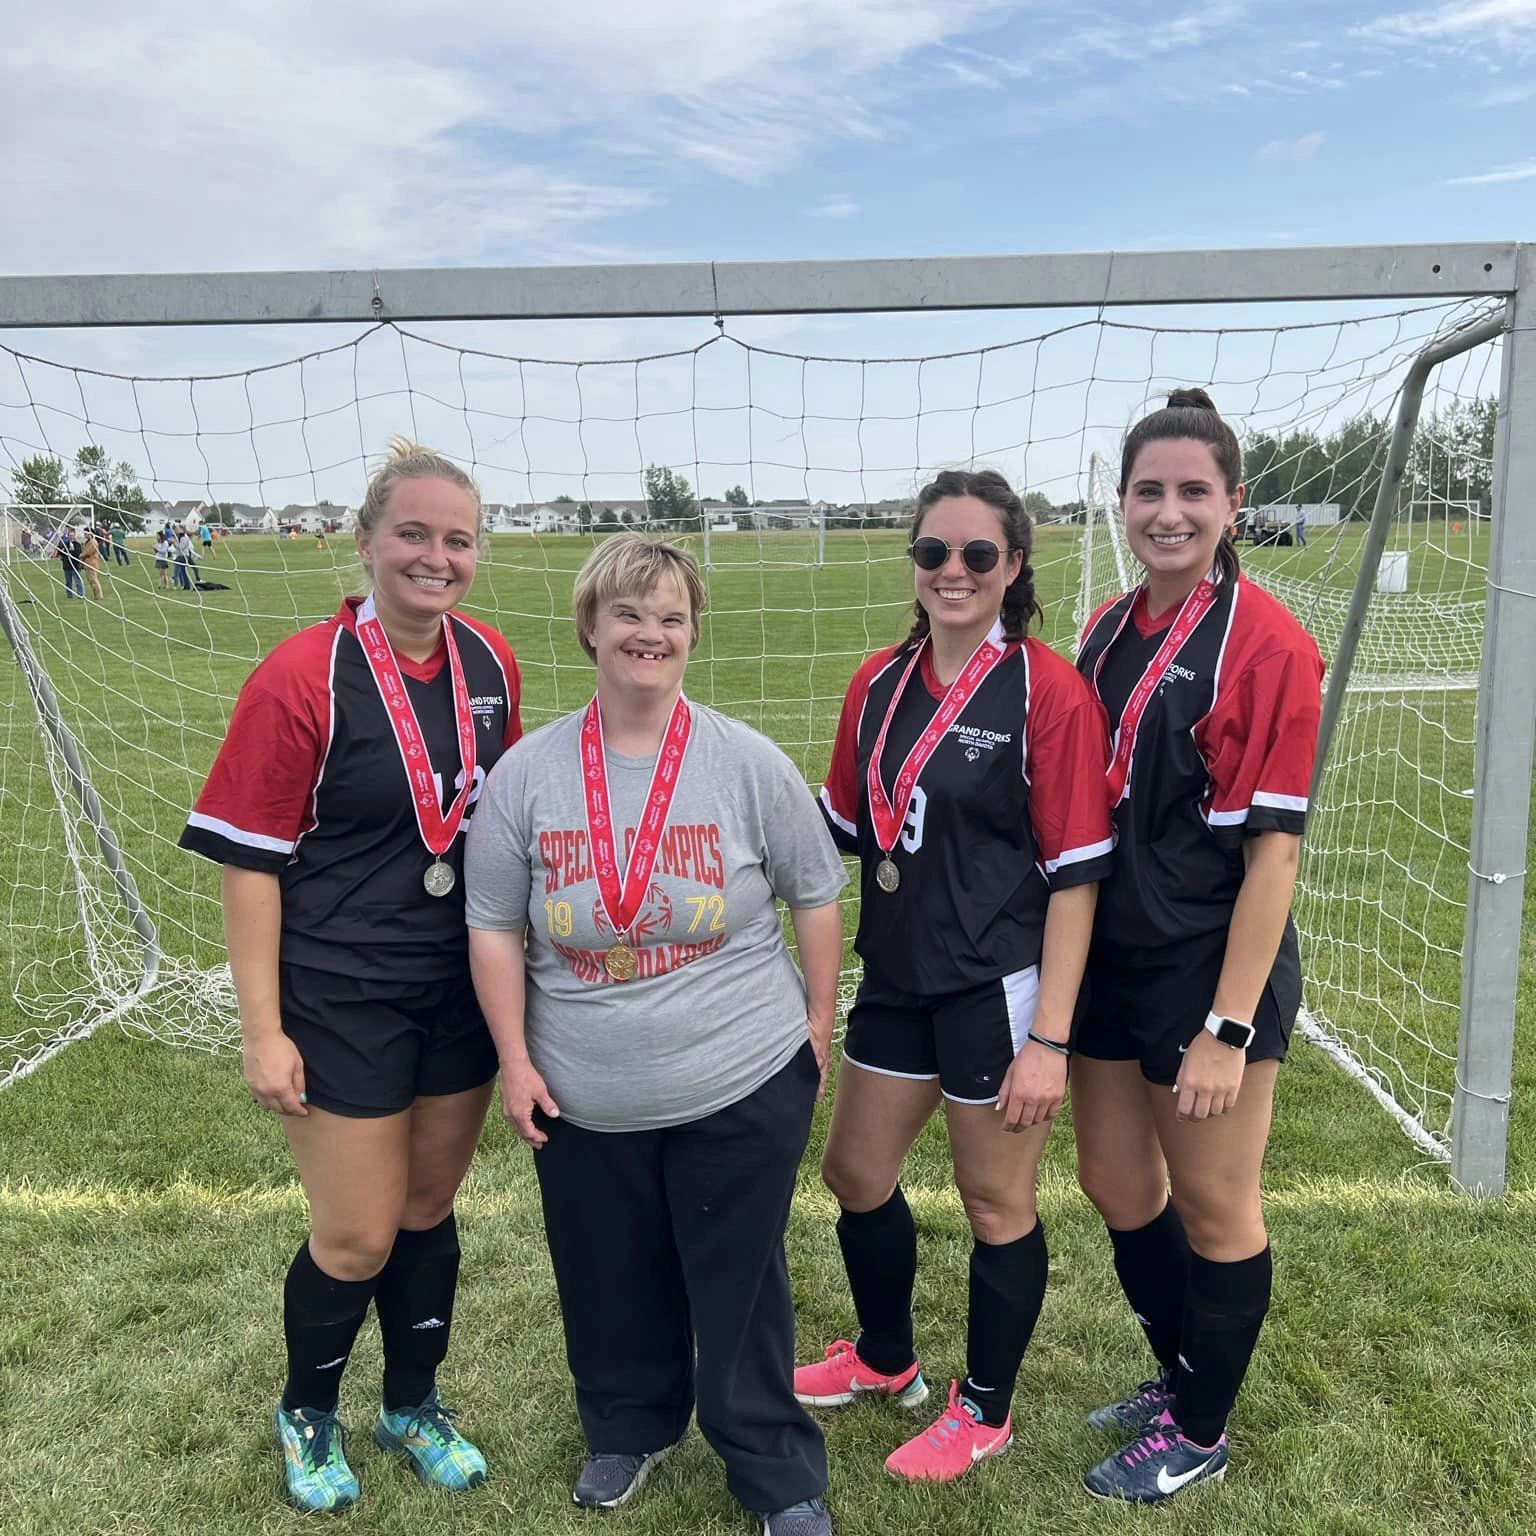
[580,694,693,981]
[1095,577,1217,807]
[354,595,477,897]
[866,631,1012,893]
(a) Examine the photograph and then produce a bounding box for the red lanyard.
[354,596,477,856]
[1095,580,1217,806]
[866,630,1012,856]
[580,694,693,941]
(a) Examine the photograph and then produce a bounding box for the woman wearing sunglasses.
[794,468,1112,1482]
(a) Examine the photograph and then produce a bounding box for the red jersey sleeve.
[1022,640,1115,889]
[1199,639,1325,843]
[819,648,896,854]
[179,631,335,872]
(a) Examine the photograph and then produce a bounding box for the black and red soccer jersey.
[180,598,522,980]
[821,625,1113,996]
[1076,573,1324,947]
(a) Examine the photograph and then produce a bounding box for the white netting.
[0,298,1502,1155]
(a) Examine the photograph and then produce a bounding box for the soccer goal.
[1,246,1531,1195]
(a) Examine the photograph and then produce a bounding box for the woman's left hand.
[997,1040,1068,1132]
[1173,1030,1246,1121]
[807,1012,834,1102]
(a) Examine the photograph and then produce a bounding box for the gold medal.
[423,859,456,897]
[604,941,639,982]
[875,857,901,893]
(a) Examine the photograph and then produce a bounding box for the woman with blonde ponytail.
[1071,390,1324,1502]
[180,440,523,1512]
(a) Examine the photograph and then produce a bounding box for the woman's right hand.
[242,1029,308,1116]
[500,1057,560,1148]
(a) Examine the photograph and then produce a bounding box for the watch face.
[1216,1017,1255,1048]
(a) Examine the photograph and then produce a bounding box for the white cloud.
[1,0,1012,274]
[1359,0,1536,40]
[1257,131,1326,161]
[809,196,861,219]
[1445,157,1536,183]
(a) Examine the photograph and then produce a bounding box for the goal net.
[0,297,1502,1161]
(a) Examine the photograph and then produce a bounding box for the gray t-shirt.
[465,701,847,1132]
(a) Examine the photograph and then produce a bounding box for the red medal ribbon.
[354,595,478,857]
[580,694,693,942]
[1096,578,1217,807]
[866,629,1013,857]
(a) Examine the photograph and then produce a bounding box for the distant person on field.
[179,441,522,1515]
[201,521,214,557]
[1292,514,1307,547]
[173,525,195,590]
[154,529,172,590]
[111,522,131,565]
[1071,390,1324,1503]
[19,525,33,557]
[80,525,104,599]
[57,526,84,598]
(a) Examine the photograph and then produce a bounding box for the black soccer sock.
[375,1212,462,1413]
[1173,1245,1273,1449]
[836,1186,918,1376]
[281,1242,379,1414]
[962,1219,1048,1427]
[1106,1200,1191,1377]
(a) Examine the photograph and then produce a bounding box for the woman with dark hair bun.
[1072,390,1324,1502]
[793,467,1113,1484]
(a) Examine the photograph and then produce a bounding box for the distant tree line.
[9,448,151,525]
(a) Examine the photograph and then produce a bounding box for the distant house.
[747,501,831,531]
[277,502,352,534]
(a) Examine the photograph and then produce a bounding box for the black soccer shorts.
[1075,925,1299,1086]
[277,963,498,1117]
[842,966,1041,1104]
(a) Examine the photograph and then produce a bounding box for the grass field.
[3,522,1533,1535]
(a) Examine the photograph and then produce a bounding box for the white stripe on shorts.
[1000,965,1042,1056]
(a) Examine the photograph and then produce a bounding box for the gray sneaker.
[763,1497,832,1536]
[572,1442,677,1508]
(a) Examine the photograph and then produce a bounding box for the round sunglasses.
[908,535,1004,574]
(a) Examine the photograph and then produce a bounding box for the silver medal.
[423,859,456,898]
[875,857,901,894]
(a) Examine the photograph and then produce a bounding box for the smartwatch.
[1203,1012,1256,1051]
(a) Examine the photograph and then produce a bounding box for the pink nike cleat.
[883,1381,1011,1483]
[793,1339,929,1408]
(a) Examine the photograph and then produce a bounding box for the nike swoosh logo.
[1157,1457,1214,1493]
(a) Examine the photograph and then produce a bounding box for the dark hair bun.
[1166,387,1218,412]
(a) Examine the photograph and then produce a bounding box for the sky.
[0,0,1529,507]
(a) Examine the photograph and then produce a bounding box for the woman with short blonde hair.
[468,534,845,1536]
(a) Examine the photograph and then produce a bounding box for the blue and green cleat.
[374,1389,488,1491]
[274,1404,359,1512]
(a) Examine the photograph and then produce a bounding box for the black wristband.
[1026,1028,1071,1058]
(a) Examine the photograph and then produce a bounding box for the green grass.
[2,523,1533,1533]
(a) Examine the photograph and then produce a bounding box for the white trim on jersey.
[1018,637,1034,787]
[1252,789,1309,813]
[292,626,342,860]
[185,811,295,854]
[841,1051,938,1083]
[1208,573,1242,695]
[1045,836,1116,874]
[1205,806,1251,827]
[1000,964,1041,1056]
[819,784,857,837]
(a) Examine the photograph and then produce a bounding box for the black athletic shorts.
[842,966,1040,1104]
[278,963,499,1118]
[1075,922,1300,1086]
